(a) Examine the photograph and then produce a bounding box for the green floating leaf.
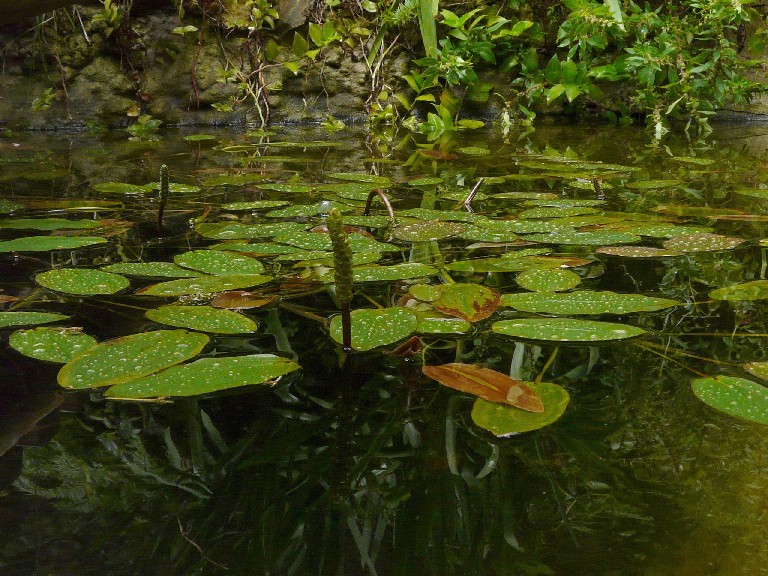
[0,199,22,214]
[415,313,471,334]
[35,268,130,296]
[654,205,744,218]
[500,290,679,315]
[102,262,206,278]
[663,233,746,253]
[24,199,123,212]
[626,179,683,189]
[221,200,291,211]
[691,376,768,425]
[352,263,438,282]
[492,318,645,342]
[266,203,348,218]
[174,250,265,275]
[392,220,466,242]
[327,172,391,185]
[457,146,490,156]
[195,222,307,240]
[410,282,500,322]
[459,224,519,242]
[446,255,590,274]
[9,327,97,363]
[516,268,581,292]
[526,229,640,245]
[596,246,683,258]
[147,182,200,194]
[408,177,443,187]
[92,182,152,194]
[330,306,417,351]
[276,231,397,253]
[709,280,768,301]
[58,330,209,389]
[146,305,257,334]
[471,382,570,436]
[519,207,599,219]
[398,208,487,224]
[523,199,606,208]
[105,354,300,399]
[0,311,70,329]
[202,173,268,187]
[138,274,272,297]
[183,134,218,142]
[341,215,393,228]
[0,218,102,231]
[743,361,768,381]
[0,236,107,253]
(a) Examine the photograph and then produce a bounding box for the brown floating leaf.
[210,291,277,309]
[422,363,544,412]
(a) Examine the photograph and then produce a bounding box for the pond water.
[0,121,767,576]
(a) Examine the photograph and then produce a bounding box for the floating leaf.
[398,208,487,224]
[626,179,683,189]
[0,311,69,329]
[413,283,500,322]
[92,182,152,194]
[743,361,768,381]
[422,363,544,411]
[330,307,417,351]
[526,229,640,245]
[58,330,209,389]
[0,218,102,231]
[392,220,466,242]
[471,382,570,436]
[9,327,97,363]
[0,199,22,214]
[23,199,123,212]
[101,262,206,278]
[35,269,130,296]
[691,376,768,425]
[210,291,277,309]
[221,200,290,211]
[327,172,391,185]
[415,313,471,334]
[446,255,590,273]
[654,205,744,217]
[709,280,768,301]
[408,177,443,187]
[147,182,200,194]
[500,291,679,315]
[519,207,599,219]
[195,222,308,240]
[492,318,645,342]
[516,268,581,292]
[146,305,257,334]
[105,354,300,399]
[351,263,438,282]
[457,146,490,156]
[663,233,747,253]
[183,134,218,142]
[0,236,107,253]
[459,224,519,242]
[596,246,684,258]
[174,250,265,275]
[137,274,272,297]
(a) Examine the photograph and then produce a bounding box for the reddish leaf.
[417,149,458,161]
[422,363,544,412]
[210,291,277,309]
[431,283,500,322]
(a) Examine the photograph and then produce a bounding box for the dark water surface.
[0,122,767,575]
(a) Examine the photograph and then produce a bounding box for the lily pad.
[519,207,599,219]
[410,283,500,322]
[327,172,391,185]
[105,354,300,399]
[392,220,466,242]
[415,313,471,334]
[471,382,570,436]
[195,222,308,240]
[526,229,641,246]
[500,291,679,315]
[596,246,684,258]
[210,291,277,309]
[691,375,768,425]
[446,255,590,273]
[146,305,257,334]
[58,330,210,389]
[492,318,645,342]
[398,208,487,224]
[35,269,130,296]
[92,182,152,194]
[516,268,581,292]
[743,361,768,381]
[9,327,97,363]
[137,274,272,297]
[351,263,438,282]
[221,200,290,210]
[174,250,265,275]
[101,262,206,278]
[0,311,70,329]
[330,307,417,351]
[663,233,747,253]
[459,224,519,242]
[0,218,102,231]
[626,179,683,189]
[0,236,107,253]
[709,280,768,301]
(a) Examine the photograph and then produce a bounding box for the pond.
[0,121,767,576]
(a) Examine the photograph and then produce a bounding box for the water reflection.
[0,124,767,575]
